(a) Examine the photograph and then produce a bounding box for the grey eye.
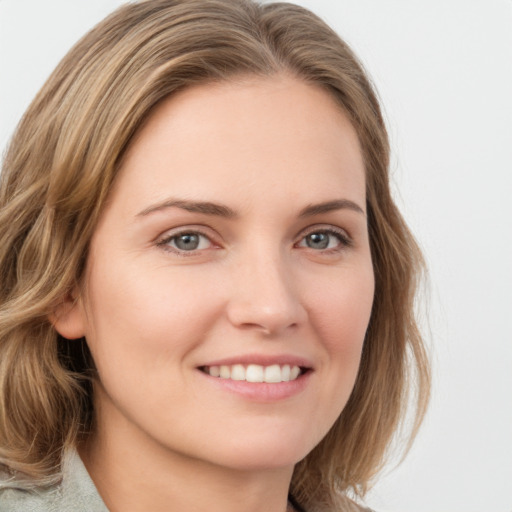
[174,233,200,250]
[168,232,211,251]
[298,229,349,251]
[305,232,330,249]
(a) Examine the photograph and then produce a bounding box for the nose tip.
[226,259,307,336]
[227,296,303,336]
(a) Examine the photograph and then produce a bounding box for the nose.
[226,248,307,336]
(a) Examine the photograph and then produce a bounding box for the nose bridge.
[226,240,305,335]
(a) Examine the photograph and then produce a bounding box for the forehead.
[111,74,366,215]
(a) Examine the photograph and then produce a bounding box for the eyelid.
[295,224,353,249]
[155,225,220,255]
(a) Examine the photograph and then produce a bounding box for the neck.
[81,395,295,512]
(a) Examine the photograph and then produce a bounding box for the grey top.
[0,452,374,512]
[0,450,109,512]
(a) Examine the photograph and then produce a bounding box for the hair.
[0,0,430,509]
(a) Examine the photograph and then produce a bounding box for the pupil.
[176,234,199,250]
[307,232,329,249]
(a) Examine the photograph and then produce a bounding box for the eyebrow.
[136,197,365,219]
[299,199,365,217]
[137,199,237,218]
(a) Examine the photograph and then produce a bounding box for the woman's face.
[58,75,374,472]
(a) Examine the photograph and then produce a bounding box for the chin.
[199,428,318,472]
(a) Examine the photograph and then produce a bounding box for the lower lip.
[198,370,312,402]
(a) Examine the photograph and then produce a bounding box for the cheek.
[81,260,227,375]
[307,264,374,374]
[311,263,374,332]
[294,265,374,442]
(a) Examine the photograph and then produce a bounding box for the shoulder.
[0,450,108,512]
[342,499,376,512]
[341,504,375,512]
[305,500,375,512]
[317,496,377,512]
[0,478,61,512]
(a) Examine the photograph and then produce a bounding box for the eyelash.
[156,228,215,256]
[156,226,352,256]
[295,227,352,253]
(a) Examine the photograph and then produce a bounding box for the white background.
[1,1,511,511]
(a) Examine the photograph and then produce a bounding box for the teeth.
[231,364,245,381]
[204,364,303,383]
[209,366,220,378]
[246,364,263,382]
[290,366,300,380]
[264,364,282,383]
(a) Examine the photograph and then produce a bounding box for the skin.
[54,74,375,512]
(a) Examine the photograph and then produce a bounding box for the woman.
[0,1,430,511]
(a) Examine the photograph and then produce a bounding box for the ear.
[49,290,86,340]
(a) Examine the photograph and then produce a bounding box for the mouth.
[199,364,310,383]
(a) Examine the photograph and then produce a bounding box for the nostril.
[226,298,306,337]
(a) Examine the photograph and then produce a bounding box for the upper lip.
[198,354,314,369]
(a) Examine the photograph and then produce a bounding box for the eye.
[297,228,351,251]
[158,231,213,253]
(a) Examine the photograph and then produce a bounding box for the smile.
[201,364,304,383]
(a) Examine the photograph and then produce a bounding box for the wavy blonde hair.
[0,0,429,509]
